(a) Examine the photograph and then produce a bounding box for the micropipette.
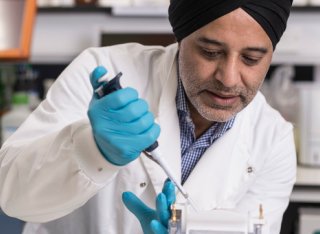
[95,71,198,211]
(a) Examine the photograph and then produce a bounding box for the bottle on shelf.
[1,92,31,145]
[0,65,16,115]
[15,64,41,111]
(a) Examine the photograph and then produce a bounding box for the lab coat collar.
[140,50,181,196]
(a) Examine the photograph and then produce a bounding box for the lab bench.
[0,166,319,234]
[281,165,320,234]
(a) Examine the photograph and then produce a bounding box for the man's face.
[178,8,273,123]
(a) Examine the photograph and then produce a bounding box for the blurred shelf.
[292,6,320,11]
[37,6,320,13]
[30,55,76,64]
[111,6,168,17]
[296,165,320,187]
[290,166,320,203]
[291,187,320,203]
[37,5,168,16]
[31,52,320,66]
[37,6,111,13]
[272,53,320,65]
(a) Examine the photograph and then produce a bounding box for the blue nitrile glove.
[122,179,176,234]
[87,66,161,166]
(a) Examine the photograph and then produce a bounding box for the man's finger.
[156,193,170,227]
[150,220,168,234]
[90,66,108,90]
[162,179,176,206]
[122,191,154,220]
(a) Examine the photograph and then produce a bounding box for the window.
[0,0,36,60]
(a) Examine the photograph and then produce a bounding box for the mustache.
[203,80,244,96]
[202,80,256,105]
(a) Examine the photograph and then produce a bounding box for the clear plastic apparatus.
[168,203,265,234]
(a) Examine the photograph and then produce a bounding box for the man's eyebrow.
[197,37,269,54]
[243,47,269,54]
[197,37,226,47]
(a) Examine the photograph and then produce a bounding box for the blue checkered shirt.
[176,78,235,184]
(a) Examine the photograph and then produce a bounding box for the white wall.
[30,12,171,63]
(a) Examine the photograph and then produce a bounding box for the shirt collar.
[176,77,189,115]
[175,76,236,143]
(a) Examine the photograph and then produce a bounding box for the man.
[0,0,296,234]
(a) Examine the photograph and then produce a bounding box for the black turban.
[168,0,293,49]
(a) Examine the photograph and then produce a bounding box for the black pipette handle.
[95,71,158,151]
[96,72,123,98]
[145,141,158,152]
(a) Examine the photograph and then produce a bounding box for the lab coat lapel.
[179,110,252,211]
[141,59,181,195]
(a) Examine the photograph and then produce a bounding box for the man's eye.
[242,56,260,66]
[202,50,223,59]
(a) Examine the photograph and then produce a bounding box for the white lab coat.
[0,43,296,234]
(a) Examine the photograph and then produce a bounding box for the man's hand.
[87,66,160,166]
[122,179,176,234]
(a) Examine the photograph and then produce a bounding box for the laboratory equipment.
[298,85,320,167]
[267,65,298,125]
[298,208,320,234]
[168,203,265,234]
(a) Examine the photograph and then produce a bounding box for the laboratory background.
[1,0,320,233]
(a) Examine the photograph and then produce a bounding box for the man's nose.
[215,56,241,88]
